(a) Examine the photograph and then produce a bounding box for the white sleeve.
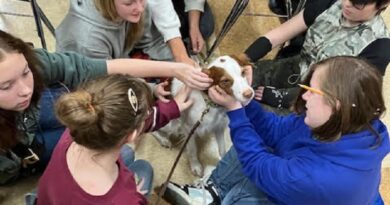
[184,0,206,12]
[148,0,182,42]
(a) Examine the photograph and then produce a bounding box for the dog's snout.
[243,89,254,99]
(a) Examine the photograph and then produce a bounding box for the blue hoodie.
[227,100,390,205]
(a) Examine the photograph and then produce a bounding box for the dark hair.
[293,56,385,143]
[350,0,390,9]
[0,30,45,150]
[55,74,153,151]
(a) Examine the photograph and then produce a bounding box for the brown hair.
[0,30,45,150]
[94,0,144,49]
[55,74,153,151]
[293,56,385,143]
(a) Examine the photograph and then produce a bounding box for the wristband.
[244,36,272,62]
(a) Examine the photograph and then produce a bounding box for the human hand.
[189,27,205,54]
[136,177,148,195]
[176,55,198,67]
[254,86,265,101]
[173,85,194,112]
[174,64,213,90]
[243,65,253,85]
[208,85,242,111]
[154,81,171,103]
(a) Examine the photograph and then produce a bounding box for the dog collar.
[201,92,220,108]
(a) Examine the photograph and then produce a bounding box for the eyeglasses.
[298,84,324,96]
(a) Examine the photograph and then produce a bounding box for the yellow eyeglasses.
[298,84,324,96]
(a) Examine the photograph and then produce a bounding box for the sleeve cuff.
[184,0,205,12]
[162,28,182,42]
[147,100,180,131]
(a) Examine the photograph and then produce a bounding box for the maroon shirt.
[37,130,147,205]
[144,100,180,132]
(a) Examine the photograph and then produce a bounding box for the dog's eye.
[220,79,231,87]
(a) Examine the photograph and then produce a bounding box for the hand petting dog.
[173,85,194,112]
[209,85,242,111]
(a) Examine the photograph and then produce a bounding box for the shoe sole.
[163,183,192,205]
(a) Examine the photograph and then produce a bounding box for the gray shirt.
[56,0,132,59]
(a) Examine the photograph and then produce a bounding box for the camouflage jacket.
[299,0,390,78]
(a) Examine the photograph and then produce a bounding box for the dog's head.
[202,54,254,105]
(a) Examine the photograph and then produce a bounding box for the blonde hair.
[94,0,144,49]
[55,74,153,151]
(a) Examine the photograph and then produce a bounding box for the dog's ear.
[206,66,225,84]
[207,66,234,95]
[230,53,253,66]
[201,68,210,76]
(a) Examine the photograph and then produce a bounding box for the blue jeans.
[121,145,154,197]
[35,87,67,165]
[210,148,275,205]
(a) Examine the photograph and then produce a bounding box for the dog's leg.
[215,127,227,159]
[185,135,203,177]
[151,130,173,148]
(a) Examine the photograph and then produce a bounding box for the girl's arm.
[106,59,212,90]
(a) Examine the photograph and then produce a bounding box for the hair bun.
[55,90,99,130]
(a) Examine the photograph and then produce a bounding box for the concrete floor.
[1,0,390,204]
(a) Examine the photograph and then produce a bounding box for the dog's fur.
[153,55,254,176]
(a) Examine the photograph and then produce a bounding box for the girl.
[165,56,390,205]
[37,74,192,204]
[56,0,194,65]
[245,0,390,110]
[0,30,211,185]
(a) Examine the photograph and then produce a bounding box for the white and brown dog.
[153,55,254,176]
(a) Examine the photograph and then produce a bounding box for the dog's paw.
[157,137,173,148]
[151,132,173,148]
[190,161,204,177]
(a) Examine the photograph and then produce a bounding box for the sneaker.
[162,179,220,205]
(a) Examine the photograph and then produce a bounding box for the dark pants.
[172,0,215,42]
[252,55,301,89]
[252,55,301,114]
[36,87,67,165]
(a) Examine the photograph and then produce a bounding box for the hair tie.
[128,88,138,113]
[373,108,381,116]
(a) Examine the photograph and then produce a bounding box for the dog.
[152,54,254,176]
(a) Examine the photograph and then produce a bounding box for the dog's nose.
[243,89,253,99]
